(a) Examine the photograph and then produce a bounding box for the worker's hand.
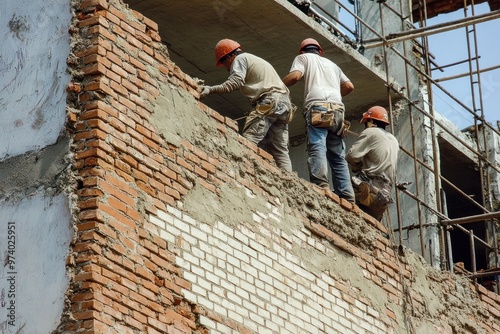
[199,86,211,99]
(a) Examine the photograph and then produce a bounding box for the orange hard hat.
[361,106,390,125]
[215,39,241,67]
[299,38,323,55]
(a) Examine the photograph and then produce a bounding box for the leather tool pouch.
[255,98,275,116]
[352,175,391,209]
[310,105,334,128]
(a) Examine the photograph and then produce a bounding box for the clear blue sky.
[426,3,499,129]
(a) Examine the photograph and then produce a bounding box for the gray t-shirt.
[346,127,399,185]
[289,53,350,109]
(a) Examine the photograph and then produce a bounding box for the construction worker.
[346,106,399,221]
[282,38,355,202]
[200,39,294,172]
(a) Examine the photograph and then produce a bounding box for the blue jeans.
[306,124,355,202]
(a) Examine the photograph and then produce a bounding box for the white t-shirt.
[289,53,350,109]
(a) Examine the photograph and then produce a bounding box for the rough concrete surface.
[0,135,72,201]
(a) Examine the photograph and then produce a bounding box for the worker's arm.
[341,81,354,96]
[282,70,303,87]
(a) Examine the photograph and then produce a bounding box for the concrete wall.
[0,0,73,332]
[57,1,500,333]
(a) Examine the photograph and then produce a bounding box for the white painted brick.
[233,248,250,264]
[182,270,196,284]
[354,299,367,311]
[269,295,285,310]
[292,263,316,281]
[183,252,200,266]
[191,265,205,277]
[212,283,225,298]
[242,244,258,259]
[191,246,205,261]
[227,255,241,269]
[159,229,175,243]
[212,228,229,243]
[191,284,206,297]
[284,321,298,333]
[182,290,198,304]
[234,266,247,281]
[322,307,339,323]
[156,209,173,223]
[264,320,280,333]
[287,296,304,312]
[199,315,216,330]
[205,271,220,286]
[336,297,350,311]
[211,247,226,262]
[249,293,265,309]
[250,240,266,253]
[235,286,250,301]
[234,229,250,244]
[207,290,222,305]
[228,237,243,251]
[216,221,234,236]
[227,291,242,305]
[257,253,273,267]
[272,279,290,296]
[241,262,258,280]
[175,257,190,271]
[214,303,228,318]
[249,312,265,326]
[367,306,380,318]
[338,315,352,329]
[227,273,240,287]
[215,322,231,334]
[173,217,190,234]
[220,240,235,256]
[303,303,319,320]
[242,318,259,332]
[198,295,214,310]
[227,310,244,323]
[183,213,197,226]
[258,271,273,287]
[166,205,182,219]
[289,315,305,329]
[149,215,166,228]
[271,313,285,328]
[241,281,257,294]
[199,222,212,233]
[242,298,258,314]
[190,226,208,243]
[285,252,301,266]
[256,287,271,301]
[332,304,346,317]
[212,265,225,280]
[197,276,213,293]
[330,319,350,332]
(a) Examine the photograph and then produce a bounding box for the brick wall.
[58,0,500,333]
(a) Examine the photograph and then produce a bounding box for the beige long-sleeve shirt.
[210,53,289,102]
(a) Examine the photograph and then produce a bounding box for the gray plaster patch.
[151,83,222,149]
[183,181,269,228]
[0,135,71,201]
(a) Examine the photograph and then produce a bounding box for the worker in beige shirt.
[346,106,399,221]
[200,39,294,172]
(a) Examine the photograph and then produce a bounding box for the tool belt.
[352,172,392,209]
[306,102,344,131]
[254,92,295,124]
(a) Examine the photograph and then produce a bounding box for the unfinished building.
[0,0,499,333]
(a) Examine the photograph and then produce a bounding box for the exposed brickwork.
[59,0,500,333]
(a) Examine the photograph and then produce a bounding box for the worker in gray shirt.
[200,39,294,172]
[346,106,399,221]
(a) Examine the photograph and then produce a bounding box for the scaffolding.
[305,0,500,291]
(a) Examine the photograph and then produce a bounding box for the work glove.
[199,86,211,99]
